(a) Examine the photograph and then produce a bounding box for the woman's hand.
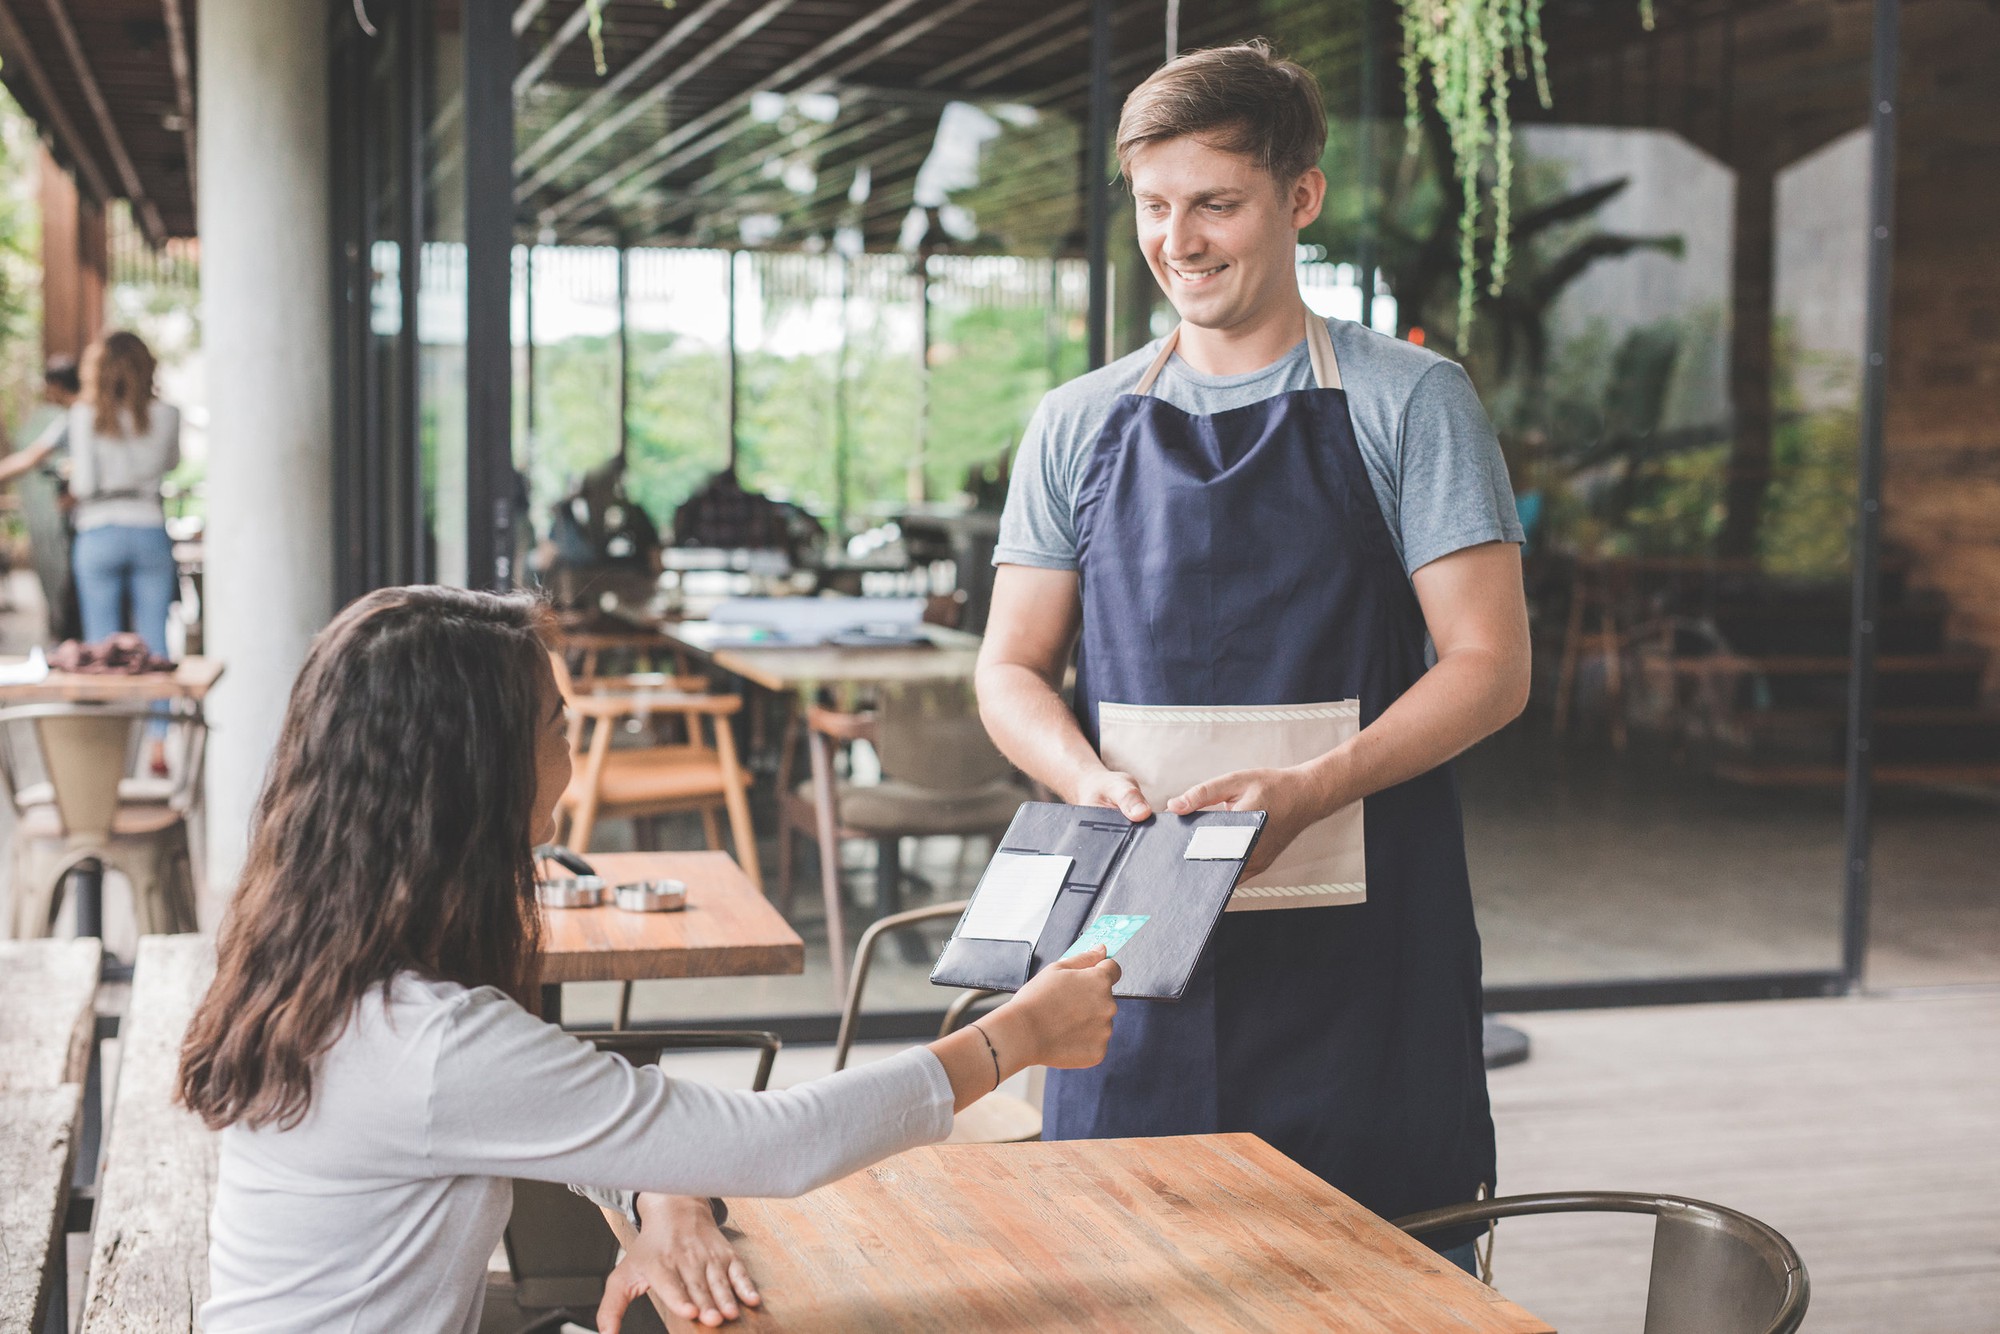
[1167,764,1341,880]
[596,1193,759,1331]
[989,947,1121,1070]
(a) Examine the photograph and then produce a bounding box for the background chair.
[0,702,204,938]
[1394,1190,1809,1334]
[778,680,1028,993]
[831,901,1043,1145]
[549,653,761,892]
[491,1029,780,1334]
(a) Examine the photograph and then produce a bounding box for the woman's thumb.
[1053,944,1107,969]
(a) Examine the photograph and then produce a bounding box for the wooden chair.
[0,702,204,939]
[828,901,1042,1144]
[776,680,1026,993]
[548,654,761,893]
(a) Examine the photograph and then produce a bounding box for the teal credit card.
[1061,913,1150,961]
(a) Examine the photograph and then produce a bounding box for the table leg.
[71,858,104,940]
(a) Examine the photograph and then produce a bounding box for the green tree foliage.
[0,90,44,440]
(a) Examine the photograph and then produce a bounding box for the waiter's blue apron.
[1045,317,1496,1240]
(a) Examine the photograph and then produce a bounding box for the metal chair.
[779,680,1028,994]
[494,1029,781,1334]
[831,902,1043,1145]
[1394,1191,1809,1334]
[0,702,204,938]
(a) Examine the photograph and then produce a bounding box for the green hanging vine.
[1398,0,1653,343]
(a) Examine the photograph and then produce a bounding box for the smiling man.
[975,42,1528,1271]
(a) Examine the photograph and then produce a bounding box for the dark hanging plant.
[1398,0,1654,342]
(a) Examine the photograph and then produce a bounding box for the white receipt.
[959,853,1073,942]
[1184,824,1257,861]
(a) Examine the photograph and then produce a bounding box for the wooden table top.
[664,622,980,694]
[0,656,224,705]
[655,1133,1552,1333]
[538,851,804,984]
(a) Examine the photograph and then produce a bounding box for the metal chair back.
[1393,1191,1809,1334]
[831,901,969,1072]
[0,703,205,836]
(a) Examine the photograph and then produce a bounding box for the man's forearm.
[975,661,1103,801]
[1303,646,1527,810]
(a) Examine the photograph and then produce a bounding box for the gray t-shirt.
[996,317,1522,576]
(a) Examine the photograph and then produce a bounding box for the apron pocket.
[1099,700,1365,911]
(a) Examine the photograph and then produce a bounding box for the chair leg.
[699,806,722,851]
[776,821,795,917]
[807,729,850,998]
[712,717,762,894]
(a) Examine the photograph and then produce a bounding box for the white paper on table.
[959,852,1073,943]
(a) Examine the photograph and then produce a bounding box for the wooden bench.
[77,935,216,1334]
[0,938,100,1334]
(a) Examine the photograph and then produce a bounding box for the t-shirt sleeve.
[994,396,1081,570]
[1395,360,1525,574]
[425,989,955,1199]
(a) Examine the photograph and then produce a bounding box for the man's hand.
[1073,767,1153,822]
[596,1194,759,1331]
[1167,764,1339,879]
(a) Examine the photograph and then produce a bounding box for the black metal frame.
[465,0,516,589]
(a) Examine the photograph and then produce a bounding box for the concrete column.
[197,0,333,899]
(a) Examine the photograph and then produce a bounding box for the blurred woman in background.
[69,331,180,657]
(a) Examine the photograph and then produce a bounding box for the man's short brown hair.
[1115,40,1327,185]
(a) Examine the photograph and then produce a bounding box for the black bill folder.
[929,802,1266,1001]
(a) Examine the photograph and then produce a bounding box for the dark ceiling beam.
[541,0,933,225]
[515,0,594,97]
[42,0,166,244]
[517,0,790,197]
[590,0,990,222]
[516,0,737,176]
[913,0,1087,89]
[160,0,197,209]
[636,108,914,232]
[513,0,551,37]
[0,0,115,204]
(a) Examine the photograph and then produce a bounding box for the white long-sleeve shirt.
[67,399,180,531]
[202,973,955,1333]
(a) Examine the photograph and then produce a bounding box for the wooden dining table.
[610,1131,1553,1333]
[663,620,981,698]
[537,850,804,1023]
[0,655,224,706]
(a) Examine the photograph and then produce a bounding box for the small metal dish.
[614,879,688,913]
[537,877,607,908]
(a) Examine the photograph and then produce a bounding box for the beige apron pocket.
[1098,701,1365,911]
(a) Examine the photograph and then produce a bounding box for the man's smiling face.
[1127,134,1322,334]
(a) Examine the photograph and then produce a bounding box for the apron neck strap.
[1134,311,1345,398]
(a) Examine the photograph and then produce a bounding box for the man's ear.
[1290,167,1328,230]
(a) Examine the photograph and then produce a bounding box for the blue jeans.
[1436,1239,1481,1278]
[73,525,176,654]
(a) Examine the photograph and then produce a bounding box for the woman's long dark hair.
[179,586,557,1131]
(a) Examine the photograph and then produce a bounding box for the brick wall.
[1883,0,2000,695]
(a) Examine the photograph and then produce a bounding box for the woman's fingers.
[678,1257,724,1324]
[1049,944,1106,970]
[728,1258,761,1306]
[706,1260,741,1319]
[651,1262,699,1321]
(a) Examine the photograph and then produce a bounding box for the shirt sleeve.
[994,396,1080,569]
[1394,360,1525,575]
[66,405,96,500]
[425,989,956,1199]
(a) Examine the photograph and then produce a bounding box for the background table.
[538,850,803,1021]
[664,621,980,697]
[641,1133,1554,1333]
[0,656,224,705]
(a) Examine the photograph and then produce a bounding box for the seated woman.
[180,585,1119,1333]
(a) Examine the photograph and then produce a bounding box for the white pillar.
[197,0,332,900]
